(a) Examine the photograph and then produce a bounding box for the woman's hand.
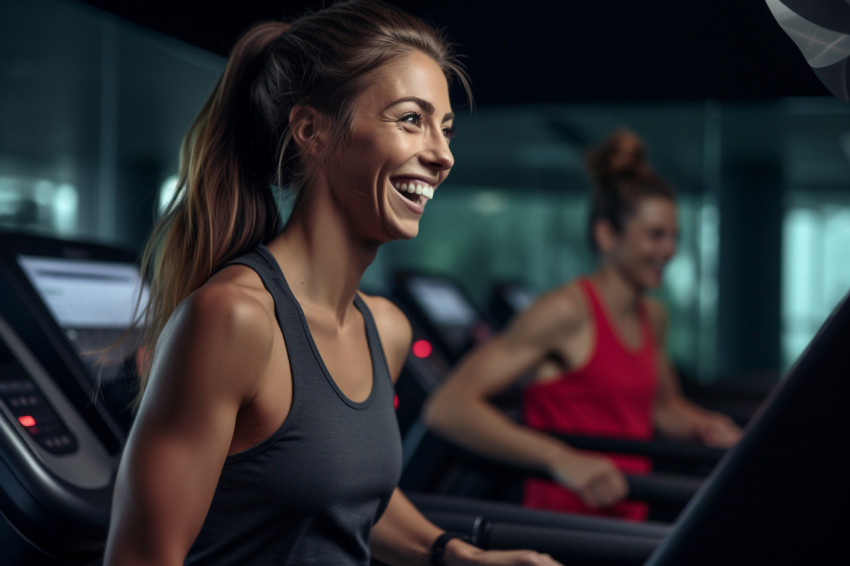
[445,538,564,565]
[547,448,628,508]
[694,412,742,448]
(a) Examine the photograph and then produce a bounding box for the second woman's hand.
[694,412,742,448]
[547,447,629,509]
[445,537,564,566]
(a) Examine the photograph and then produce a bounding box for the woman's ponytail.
[135,23,288,403]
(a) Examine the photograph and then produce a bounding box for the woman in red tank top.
[426,129,742,520]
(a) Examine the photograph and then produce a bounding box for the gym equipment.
[0,231,144,564]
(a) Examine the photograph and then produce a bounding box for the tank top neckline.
[256,244,378,410]
[580,278,650,356]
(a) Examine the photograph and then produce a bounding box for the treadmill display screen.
[405,277,478,328]
[17,255,148,383]
[404,276,481,355]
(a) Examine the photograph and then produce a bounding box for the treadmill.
[392,271,495,364]
[645,287,850,565]
[390,270,506,442]
[0,230,145,564]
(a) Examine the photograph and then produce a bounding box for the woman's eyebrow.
[385,96,455,122]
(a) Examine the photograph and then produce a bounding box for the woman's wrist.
[430,532,473,566]
[540,436,573,471]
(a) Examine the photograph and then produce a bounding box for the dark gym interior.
[1,1,848,564]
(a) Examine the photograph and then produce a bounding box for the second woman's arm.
[423,288,627,508]
[647,298,742,447]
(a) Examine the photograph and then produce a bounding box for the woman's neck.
[266,195,379,326]
[590,264,643,317]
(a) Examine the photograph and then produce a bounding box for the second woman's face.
[610,197,678,290]
[326,50,455,242]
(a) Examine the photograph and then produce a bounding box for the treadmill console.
[0,336,78,456]
[396,273,491,361]
[0,231,146,435]
[0,231,141,562]
[17,254,147,387]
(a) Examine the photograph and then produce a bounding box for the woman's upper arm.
[104,285,275,566]
[436,289,583,399]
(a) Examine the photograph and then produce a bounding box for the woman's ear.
[593,218,619,254]
[289,105,330,159]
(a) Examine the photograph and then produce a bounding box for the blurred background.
[1,0,848,387]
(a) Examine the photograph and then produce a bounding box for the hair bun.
[586,127,653,184]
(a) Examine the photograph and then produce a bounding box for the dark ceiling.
[78,0,829,106]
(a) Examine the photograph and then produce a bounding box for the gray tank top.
[186,244,402,565]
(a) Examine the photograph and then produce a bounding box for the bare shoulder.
[506,280,589,343]
[358,293,412,340]
[182,265,277,347]
[146,266,277,408]
[357,293,412,381]
[550,281,591,324]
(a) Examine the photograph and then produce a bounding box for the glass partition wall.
[3,0,849,384]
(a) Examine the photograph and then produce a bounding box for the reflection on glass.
[783,205,850,369]
[0,176,78,236]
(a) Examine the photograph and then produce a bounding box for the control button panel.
[0,363,78,456]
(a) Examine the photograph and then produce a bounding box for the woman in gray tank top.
[103,1,561,565]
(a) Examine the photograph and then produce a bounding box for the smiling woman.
[101,1,559,566]
[325,50,456,242]
[425,128,743,521]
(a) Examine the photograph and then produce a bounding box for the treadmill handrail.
[419,508,661,565]
[449,446,702,507]
[408,492,672,539]
[487,522,658,566]
[547,432,725,466]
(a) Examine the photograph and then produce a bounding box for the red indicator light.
[393,394,399,410]
[18,415,36,427]
[412,340,432,358]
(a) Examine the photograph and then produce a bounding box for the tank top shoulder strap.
[577,278,656,354]
[223,245,290,322]
[577,277,629,352]
[636,298,657,347]
[224,245,392,399]
[576,278,609,329]
[222,244,315,376]
[352,293,393,388]
[223,244,281,282]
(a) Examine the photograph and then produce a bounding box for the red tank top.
[522,278,658,520]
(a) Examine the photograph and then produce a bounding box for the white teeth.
[393,181,435,200]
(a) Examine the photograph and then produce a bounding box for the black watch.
[429,531,468,566]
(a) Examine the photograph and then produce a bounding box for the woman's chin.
[384,218,420,242]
